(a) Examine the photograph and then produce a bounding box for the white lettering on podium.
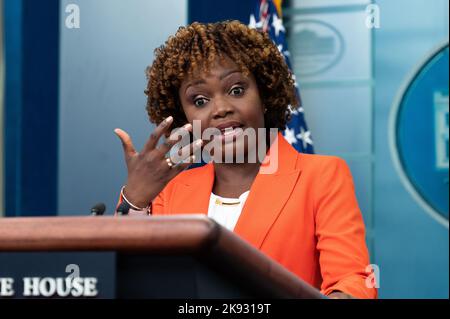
[23,277,41,296]
[71,277,84,297]
[84,278,98,297]
[40,277,57,297]
[0,278,15,296]
[22,277,98,297]
[56,278,72,297]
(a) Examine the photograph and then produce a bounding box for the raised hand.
[114,116,203,208]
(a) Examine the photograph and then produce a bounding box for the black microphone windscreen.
[91,202,106,215]
[116,202,130,215]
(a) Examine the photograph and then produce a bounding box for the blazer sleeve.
[151,189,165,215]
[314,157,377,299]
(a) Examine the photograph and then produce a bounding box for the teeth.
[223,127,235,135]
[222,127,234,135]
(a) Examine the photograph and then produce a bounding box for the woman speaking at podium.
[114,20,377,299]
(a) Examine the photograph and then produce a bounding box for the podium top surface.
[0,215,218,252]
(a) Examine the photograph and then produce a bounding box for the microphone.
[90,203,106,216]
[116,202,130,216]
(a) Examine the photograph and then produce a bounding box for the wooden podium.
[0,215,324,299]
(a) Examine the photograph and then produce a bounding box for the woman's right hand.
[114,116,203,208]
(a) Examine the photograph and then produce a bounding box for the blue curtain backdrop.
[3,0,60,216]
[189,0,254,23]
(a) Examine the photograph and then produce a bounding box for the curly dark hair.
[145,20,299,131]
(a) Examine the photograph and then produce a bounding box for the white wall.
[58,0,187,215]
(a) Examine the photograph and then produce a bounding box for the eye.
[229,86,245,96]
[194,97,208,107]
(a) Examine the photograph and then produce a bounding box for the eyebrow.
[219,69,241,80]
[184,69,242,92]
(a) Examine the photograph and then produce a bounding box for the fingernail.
[165,116,173,123]
[184,123,192,130]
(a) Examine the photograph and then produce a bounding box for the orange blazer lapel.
[169,163,214,215]
[234,133,302,249]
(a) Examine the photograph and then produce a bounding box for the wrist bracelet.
[120,186,150,211]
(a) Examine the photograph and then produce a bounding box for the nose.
[211,96,234,119]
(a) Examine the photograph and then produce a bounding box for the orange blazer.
[151,133,377,299]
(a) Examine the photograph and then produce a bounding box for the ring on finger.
[166,157,175,169]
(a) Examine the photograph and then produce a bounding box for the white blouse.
[207,190,250,231]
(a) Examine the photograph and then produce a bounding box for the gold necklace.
[215,198,240,206]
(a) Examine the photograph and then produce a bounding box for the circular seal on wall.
[291,19,345,76]
[390,42,449,227]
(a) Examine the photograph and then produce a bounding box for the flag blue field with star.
[249,0,314,153]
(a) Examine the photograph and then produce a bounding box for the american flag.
[249,0,314,153]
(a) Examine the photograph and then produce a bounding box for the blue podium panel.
[0,252,115,298]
